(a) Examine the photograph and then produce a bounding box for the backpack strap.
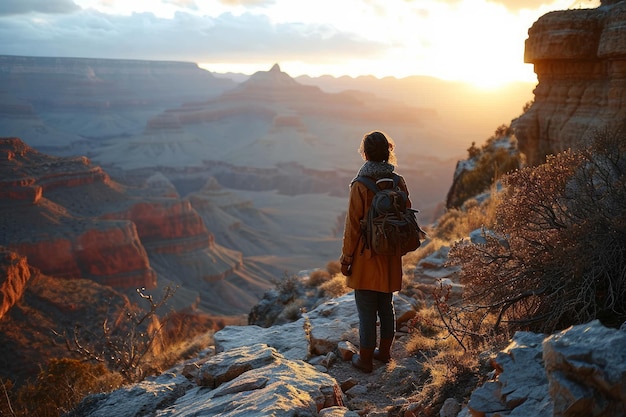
[353,176,379,194]
[353,173,400,193]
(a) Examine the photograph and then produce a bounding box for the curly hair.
[358,131,397,165]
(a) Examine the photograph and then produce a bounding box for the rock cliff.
[0,55,234,106]
[515,2,626,166]
[0,137,157,288]
[0,138,254,304]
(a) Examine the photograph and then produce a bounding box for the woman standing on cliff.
[339,131,411,373]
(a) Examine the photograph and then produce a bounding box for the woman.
[340,131,411,373]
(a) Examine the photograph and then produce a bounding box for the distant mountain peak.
[243,63,299,89]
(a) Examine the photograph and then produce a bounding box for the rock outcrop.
[0,248,31,320]
[70,344,345,417]
[69,291,420,417]
[515,2,626,166]
[69,286,626,417]
[461,320,626,417]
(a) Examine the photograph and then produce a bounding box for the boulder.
[71,343,344,417]
[215,292,418,359]
[463,321,626,417]
[543,320,626,417]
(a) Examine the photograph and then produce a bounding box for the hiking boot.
[351,347,374,373]
[374,337,393,363]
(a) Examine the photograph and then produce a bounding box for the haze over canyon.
[0,55,536,320]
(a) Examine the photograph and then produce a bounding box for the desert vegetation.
[398,125,626,414]
[450,126,626,335]
[0,287,219,417]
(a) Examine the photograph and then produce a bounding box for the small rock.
[319,406,360,417]
[340,377,359,393]
[337,340,358,361]
[345,384,368,396]
[439,398,461,417]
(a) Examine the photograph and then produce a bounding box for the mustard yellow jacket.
[340,175,411,293]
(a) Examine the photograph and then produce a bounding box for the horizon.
[0,0,601,89]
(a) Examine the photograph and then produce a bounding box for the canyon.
[0,50,536,388]
[0,137,274,315]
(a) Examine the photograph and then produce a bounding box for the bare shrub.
[448,128,521,209]
[56,286,175,384]
[282,301,305,321]
[450,126,626,334]
[272,274,301,302]
[404,304,486,416]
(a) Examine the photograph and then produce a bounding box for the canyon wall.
[515,2,626,166]
[0,137,244,293]
[0,55,234,106]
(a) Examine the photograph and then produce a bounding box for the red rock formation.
[515,3,626,165]
[103,200,214,254]
[11,220,156,289]
[0,137,110,199]
[0,138,157,289]
[0,248,31,320]
[1,137,244,292]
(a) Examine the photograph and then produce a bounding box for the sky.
[0,0,601,88]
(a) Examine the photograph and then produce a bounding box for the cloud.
[0,9,384,64]
[218,0,276,6]
[0,0,80,16]
[163,0,199,11]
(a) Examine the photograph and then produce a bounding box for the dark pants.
[354,289,395,349]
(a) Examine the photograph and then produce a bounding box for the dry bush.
[450,126,626,334]
[326,260,341,276]
[5,358,122,417]
[282,301,305,321]
[306,269,331,287]
[155,330,215,374]
[318,274,350,298]
[404,305,487,416]
[433,194,500,243]
[448,128,521,209]
[415,348,479,411]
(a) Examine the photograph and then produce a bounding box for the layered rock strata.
[0,137,243,291]
[515,3,626,166]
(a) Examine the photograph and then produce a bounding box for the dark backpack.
[355,174,426,256]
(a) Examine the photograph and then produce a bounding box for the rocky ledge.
[70,291,626,417]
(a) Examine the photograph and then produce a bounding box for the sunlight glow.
[62,0,602,86]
